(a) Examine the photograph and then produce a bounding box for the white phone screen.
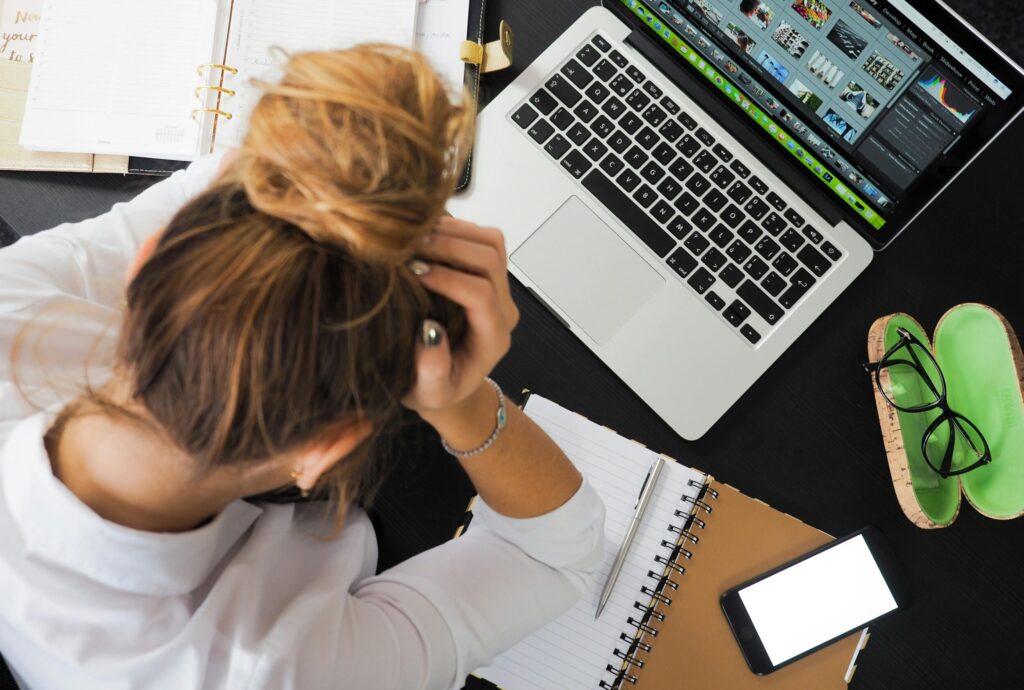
[737,535,898,666]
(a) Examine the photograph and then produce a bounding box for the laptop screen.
[618,0,1024,245]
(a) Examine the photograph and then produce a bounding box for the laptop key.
[749,175,769,194]
[561,59,593,89]
[779,271,815,309]
[600,154,625,177]
[797,245,831,277]
[594,59,617,82]
[609,49,628,67]
[527,119,555,144]
[720,204,744,228]
[620,113,643,134]
[726,240,752,263]
[591,115,615,139]
[738,220,762,244]
[530,89,558,115]
[661,96,680,114]
[625,146,649,169]
[653,142,676,166]
[763,212,787,236]
[676,134,700,158]
[705,291,726,311]
[667,216,692,239]
[772,252,797,276]
[560,150,592,179]
[669,158,694,182]
[577,44,600,66]
[585,82,610,104]
[695,127,715,147]
[694,150,717,174]
[678,111,698,130]
[640,161,665,184]
[651,200,674,223]
[779,227,805,251]
[821,241,842,261]
[633,184,656,208]
[709,225,734,248]
[567,123,590,146]
[702,248,727,272]
[658,119,684,143]
[592,35,612,52]
[723,301,750,326]
[729,160,751,178]
[642,104,667,127]
[740,324,761,344]
[704,189,727,213]
[574,100,598,123]
[784,209,805,227]
[626,89,651,111]
[755,237,780,260]
[712,144,733,162]
[675,192,699,217]
[802,225,823,244]
[658,177,682,201]
[551,107,575,131]
[667,247,698,278]
[544,134,571,160]
[602,96,626,119]
[710,165,736,189]
[738,280,784,325]
[766,192,786,211]
[626,65,645,83]
[636,126,658,150]
[584,138,609,161]
[743,256,769,280]
[610,74,633,96]
[720,264,744,289]
[512,104,539,128]
[608,131,630,153]
[686,173,711,197]
[744,197,769,220]
[546,74,581,106]
[762,272,787,297]
[581,170,676,257]
[618,169,641,192]
[693,209,717,232]
[687,267,716,294]
[643,81,663,99]
[684,231,710,256]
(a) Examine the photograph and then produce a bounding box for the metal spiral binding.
[600,480,719,689]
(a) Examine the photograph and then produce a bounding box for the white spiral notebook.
[475,394,869,689]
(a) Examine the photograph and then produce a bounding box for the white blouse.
[0,154,606,690]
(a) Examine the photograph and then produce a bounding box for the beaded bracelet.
[441,377,507,458]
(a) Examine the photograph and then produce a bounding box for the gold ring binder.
[196,63,239,76]
[194,85,237,98]
[192,108,233,121]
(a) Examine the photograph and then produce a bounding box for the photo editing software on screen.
[623,0,1013,230]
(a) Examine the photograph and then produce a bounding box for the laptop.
[448,0,1024,439]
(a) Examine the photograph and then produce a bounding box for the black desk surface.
[2,2,1023,688]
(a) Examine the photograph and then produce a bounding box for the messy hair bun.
[238,44,475,263]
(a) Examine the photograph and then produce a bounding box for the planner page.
[216,0,419,149]
[19,0,221,160]
[476,395,707,690]
[414,0,472,100]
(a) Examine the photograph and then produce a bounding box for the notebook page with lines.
[475,394,707,690]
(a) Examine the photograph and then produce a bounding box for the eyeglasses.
[863,327,991,479]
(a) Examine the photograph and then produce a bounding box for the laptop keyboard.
[508,33,846,346]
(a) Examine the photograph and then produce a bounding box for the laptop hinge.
[624,30,846,228]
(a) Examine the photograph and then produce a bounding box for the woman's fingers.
[415,264,510,358]
[402,320,456,410]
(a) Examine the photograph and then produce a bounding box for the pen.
[595,456,666,620]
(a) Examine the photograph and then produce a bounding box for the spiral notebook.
[18,0,456,161]
[476,395,869,689]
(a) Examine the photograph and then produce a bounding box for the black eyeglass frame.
[863,327,992,479]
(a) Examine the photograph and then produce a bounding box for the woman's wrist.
[419,380,503,454]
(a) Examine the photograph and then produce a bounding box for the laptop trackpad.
[511,196,664,345]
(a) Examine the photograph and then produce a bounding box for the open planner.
[478,395,870,689]
[19,0,471,160]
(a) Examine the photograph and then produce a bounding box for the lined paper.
[415,0,472,100]
[19,0,219,159]
[217,0,419,149]
[476,395,707,690]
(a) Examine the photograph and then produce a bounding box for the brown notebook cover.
[627,480,866,688]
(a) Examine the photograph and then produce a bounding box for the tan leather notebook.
[474,395,868,690]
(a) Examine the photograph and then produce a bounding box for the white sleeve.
[0,152,226,424]
[261,480,605,690]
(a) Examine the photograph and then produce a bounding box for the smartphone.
[720,527,911,675]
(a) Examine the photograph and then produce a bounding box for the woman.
[0,46,604,689]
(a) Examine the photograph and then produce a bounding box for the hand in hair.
[403,217,519,417]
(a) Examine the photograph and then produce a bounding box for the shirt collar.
[2,413,263,596]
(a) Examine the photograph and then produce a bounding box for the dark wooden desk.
[3,2,1023,688]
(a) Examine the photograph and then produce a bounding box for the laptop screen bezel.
[605,0,1024,250]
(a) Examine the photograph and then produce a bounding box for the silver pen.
[595,456,666,619]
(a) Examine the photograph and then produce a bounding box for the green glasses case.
[867,304,1024,529]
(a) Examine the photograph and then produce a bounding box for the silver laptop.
[448,0,1024,439]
